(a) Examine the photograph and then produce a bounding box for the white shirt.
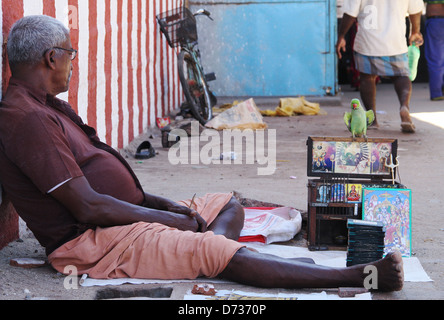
[343,0,424,56]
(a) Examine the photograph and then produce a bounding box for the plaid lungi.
[354,51,409,77]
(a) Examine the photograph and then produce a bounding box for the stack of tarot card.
[346,219,385,267]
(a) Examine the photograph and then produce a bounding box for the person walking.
[424,0,444,101]
[336,0,425,133]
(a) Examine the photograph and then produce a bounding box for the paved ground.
[0,82,443,302]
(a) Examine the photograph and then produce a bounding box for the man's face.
[53,38,74,93]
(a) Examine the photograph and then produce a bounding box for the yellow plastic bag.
[261,97,326,117]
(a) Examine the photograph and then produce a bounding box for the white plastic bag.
[239,207,302,244]
[205,98,267,130]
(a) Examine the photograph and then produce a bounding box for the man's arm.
[408,11,424,46]
[336,13,357,59]
[50,176,201,231]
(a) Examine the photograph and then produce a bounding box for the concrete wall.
[0,0,185,249]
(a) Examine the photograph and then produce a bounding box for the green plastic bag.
[408,43,420,81]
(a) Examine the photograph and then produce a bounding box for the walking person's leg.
[359,73,379,127]
[425,19,444,100]
[392,76,415,133]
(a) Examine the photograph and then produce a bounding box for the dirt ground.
[0,83,443,300]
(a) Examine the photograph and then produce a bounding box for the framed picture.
[307,137,398,179]
[362,188,412,257]
[346,183,362,203]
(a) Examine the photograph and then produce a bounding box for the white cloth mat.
[80,243,432,287]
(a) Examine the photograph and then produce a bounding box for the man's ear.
[43,49,57,70]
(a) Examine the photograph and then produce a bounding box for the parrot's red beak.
[352,103,358,109]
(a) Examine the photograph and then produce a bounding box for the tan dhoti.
[48,193,244,280]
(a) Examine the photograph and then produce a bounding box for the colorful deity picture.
[363,188,412,257]
[311,139,394,177]
[346,184,362,203]
[312,141,336,173]
[369,143,392,175]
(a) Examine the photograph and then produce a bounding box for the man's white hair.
[7,15,70,66]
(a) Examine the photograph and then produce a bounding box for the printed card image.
[369,142,392,175]
[363,188,412,257]
[312,141,336,173]
[335,142,371,175]
[346,184,362,203]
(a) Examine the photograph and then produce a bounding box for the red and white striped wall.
[0,0,184,149]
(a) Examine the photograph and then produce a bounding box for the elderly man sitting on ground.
[0,15,404,291]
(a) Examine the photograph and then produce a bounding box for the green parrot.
[344,99,375,140]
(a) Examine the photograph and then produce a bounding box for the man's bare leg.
[392,76,415,133]
[220,248,403,292]
[359,73,379,127]
[208,197,245,240]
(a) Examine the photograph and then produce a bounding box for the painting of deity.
[363,188,412,257]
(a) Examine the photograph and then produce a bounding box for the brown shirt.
[0,78,145,254]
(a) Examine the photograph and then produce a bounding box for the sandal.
[135,141,156,159]
[400,106,415,133]
[401,122,416,133]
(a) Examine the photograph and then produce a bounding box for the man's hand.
[336,13,357,60]
[336,36,347,59]
[143,193,208,233]
[170,212,207,233]
[409,32,424,47]
[164,201,208,233]
[409,12,423,46]
[193,213,208,233]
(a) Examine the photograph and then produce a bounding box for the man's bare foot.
[368,121,380,129]
[369,251,404,291]
[400,106,415,133]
